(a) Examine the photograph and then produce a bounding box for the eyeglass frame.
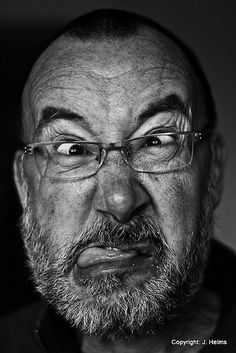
[23,129,212,179]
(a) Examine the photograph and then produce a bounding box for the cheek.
[143,170,205,252]
[27,176,97,246]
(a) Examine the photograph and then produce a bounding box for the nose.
[94,169,150,223]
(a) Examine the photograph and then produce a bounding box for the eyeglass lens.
[32,133,193,180]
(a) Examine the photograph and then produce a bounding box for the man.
[0,8,235,352]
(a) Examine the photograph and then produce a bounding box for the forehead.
[30,28,191,77]
[23,30,195,138]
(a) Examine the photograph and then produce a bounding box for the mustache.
[62,215,170,275]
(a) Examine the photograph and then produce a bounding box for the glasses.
[23,130,208,181]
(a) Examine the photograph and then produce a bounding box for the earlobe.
[13,150,28,209]
[211,133,226,209]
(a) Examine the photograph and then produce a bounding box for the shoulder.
[0,300,46,353]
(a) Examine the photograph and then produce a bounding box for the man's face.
[17,29,216,338]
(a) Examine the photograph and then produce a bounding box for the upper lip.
[75,242,154,260]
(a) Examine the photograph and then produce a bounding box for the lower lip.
[73,255,152,280]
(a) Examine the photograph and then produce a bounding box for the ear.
[13,150,28,209]
[210,133,226,209]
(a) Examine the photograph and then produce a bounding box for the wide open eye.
[56,142,91,156]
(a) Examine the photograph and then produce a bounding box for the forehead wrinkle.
[33,89,109,130]
[28,32,194,87]
[30,69,105,95]
[56,88,109,117]
[22,30,202,140]
[26,66,194,140]
[157,57,195,88]
[29,71,109,112]
[102,70,192,106]
[91,59,194,96]
[25,29,196,104]
[83,62,182,80]
[32,61,193,84]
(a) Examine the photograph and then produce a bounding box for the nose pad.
[94,171,150,223]
[121,148,130,164]
[98,148,129,170]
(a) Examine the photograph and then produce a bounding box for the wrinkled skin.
[14,27,225,352]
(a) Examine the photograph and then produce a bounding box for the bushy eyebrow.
[35,106,91,137]
[137,93,190,127]
[35,93,190,138]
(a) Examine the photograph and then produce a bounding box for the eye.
[142,133,177,147]
[56,142,90,156]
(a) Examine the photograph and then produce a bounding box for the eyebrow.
[137,93,190,127]
[35,106,91,138]
[35,94,190,138]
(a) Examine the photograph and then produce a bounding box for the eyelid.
[53,136,85,142]
[132,112,187,138]
[146,126,178,135]
[37,122,92,142]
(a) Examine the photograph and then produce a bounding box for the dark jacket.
[0,240,235,353]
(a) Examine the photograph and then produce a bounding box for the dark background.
[1,0,235,316]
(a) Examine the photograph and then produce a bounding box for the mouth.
[77,242,154,266]
[73,242,158,279]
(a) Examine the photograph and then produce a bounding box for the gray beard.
[20,182,214,340]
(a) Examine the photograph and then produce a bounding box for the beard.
[19,181,214,340]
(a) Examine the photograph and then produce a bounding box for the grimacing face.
[14,29,224,339]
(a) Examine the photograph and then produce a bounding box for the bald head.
[21,9,216,142]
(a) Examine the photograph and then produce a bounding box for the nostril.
[105,211,131,224]
[129,202,149,220]
[110,203,148,224]
[104,195,149,224]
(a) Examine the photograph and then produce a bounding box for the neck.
[77,288,220,353]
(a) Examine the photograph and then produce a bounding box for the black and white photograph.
[0,1,235,352]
